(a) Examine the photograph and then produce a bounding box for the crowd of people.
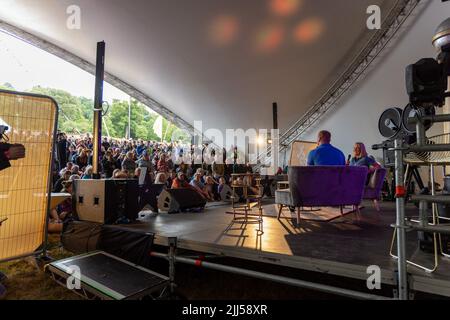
[50,132,260,227]
[49,130,381,229]
[53,132,254,191]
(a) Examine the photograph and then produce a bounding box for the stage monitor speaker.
[158,188,206,213]
[73,179,139,224]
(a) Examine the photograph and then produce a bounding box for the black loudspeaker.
[157,188,206,213]
[73,179,139,224]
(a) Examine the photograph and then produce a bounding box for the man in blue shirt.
[307,130,345,166]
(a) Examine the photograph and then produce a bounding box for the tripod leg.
[412,167,426,191]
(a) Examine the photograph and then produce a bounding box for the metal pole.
[272,102,278,130]
[149,252,392,300]
[416,119,426,146]
[409,114,450,124]
[128,96,131,139]
[43,103,59,259]
[394,138,408,300]
[168,237,177,294]
[93,41,105,179]
[409,144,450,153]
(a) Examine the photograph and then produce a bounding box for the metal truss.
[278,0,425,153]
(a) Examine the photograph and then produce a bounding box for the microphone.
[347,154,351,163]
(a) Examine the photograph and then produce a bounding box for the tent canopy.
[0,0,395,133]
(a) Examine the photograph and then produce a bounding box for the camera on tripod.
[407,19,450,109]
[374,19,450,162]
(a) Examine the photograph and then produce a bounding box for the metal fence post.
[394,138,408,300]
[168,237,177,294]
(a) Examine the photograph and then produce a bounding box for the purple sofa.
[275,166,368,224]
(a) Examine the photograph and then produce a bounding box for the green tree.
[30,86,93,134]
[1,84,188,142]
[0,82,14,90]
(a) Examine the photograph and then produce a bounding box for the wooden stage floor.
[123,200,450,297]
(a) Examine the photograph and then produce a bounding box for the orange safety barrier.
[0,90,58,262]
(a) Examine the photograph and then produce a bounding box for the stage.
[63,200,450,298]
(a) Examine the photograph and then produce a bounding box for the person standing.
[56,132,68,171]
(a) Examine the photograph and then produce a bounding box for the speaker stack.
[73,179,139,224]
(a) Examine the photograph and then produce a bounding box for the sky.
[0,30,130,103]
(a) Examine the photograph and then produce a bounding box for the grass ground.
[0,234,81,300]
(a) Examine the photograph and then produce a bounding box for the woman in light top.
[348,142,381,173]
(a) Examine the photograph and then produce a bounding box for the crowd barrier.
[0,90,58,262]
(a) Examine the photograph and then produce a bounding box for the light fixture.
[432,18,450,52]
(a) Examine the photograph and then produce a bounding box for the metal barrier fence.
[0,90,58,262]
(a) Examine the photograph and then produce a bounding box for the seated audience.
[154,172,168,185]
[166,171,177,189]
[137,151,153,170]
[102,150,117,178]
[82,165,93,179]
[205,176,219,201]
[71,165,80,176]
[69,174,81,181]
[122,151,136,175]
[217,177,227,199]
[53,170,71,192]
[157,153,169,173]
[307,130,345,166]
[113,169,129,179]
[190,173,212,200]
[171,172,191,189]
[59,162,74,177]
[48,181,74,233]
[75,148,89,169]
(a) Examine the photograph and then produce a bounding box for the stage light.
[208,15,239,47]
[270,0,302,17]
[257,136,266,146]
[256,24,285,52]
[293,18,325,44]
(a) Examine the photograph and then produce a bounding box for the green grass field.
[0,235,80,300]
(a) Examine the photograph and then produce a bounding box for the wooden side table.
[228,174,263,233]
